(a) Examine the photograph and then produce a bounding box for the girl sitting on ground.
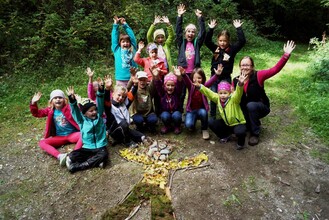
[30,89,82,165]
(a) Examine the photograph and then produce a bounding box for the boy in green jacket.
[194,73,247,150]
[65,79,108,173]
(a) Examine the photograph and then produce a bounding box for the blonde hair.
[113,85,128,94]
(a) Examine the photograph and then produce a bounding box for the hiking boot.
[66,155,72,168]
[58,153,67,166]
[174,126,182,135]
[160,126,171,134]
[68,161,90,173]
[219,135,231,143]
[248,136,259,146]
[236,144,244,150]
[125,141,138,148]
[202,130,210,140]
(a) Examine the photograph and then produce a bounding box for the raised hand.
[31,92,42,104]
[193,81,201,89]
[138,41,145,51]
[195,9,202,18]
[233,19,243,28]
[154,15,161,25]
[283,40,296,54]
[208,19,217,29]
[104,75,113,90]
[131,74,139,86]
[162,16,170,25]
[120,17,126,25]
[177,4,186,16]
[173,66,183,77]
[86,67,94,78]
[75,94,82,104]
[237,72,247,86]
[214,64,224,76]
[150,65,160,78]
[66,86,75,97]
[130,67,138,76]
[113,16,120,24]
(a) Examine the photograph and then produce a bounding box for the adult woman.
[233,40,296,146]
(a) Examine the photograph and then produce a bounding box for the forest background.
[0,0,328,156]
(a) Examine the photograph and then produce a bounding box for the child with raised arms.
[194,73,248,150]
[30,89,82,165]
[65,78,108,173]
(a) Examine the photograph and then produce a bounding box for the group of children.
[30,4,296,173]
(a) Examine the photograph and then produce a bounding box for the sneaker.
[66,155,72,168]
[248,136,259,146]
[202,130,210,140]
[160,126,170,134]
[236,144,244,150]
[99,162,104,168]
[219,136,231,143]
[125,141,138,148]
[174,126,182,135]
[58,153,67,166]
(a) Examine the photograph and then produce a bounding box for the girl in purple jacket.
[182,64,224,140]
[152,66,184,134]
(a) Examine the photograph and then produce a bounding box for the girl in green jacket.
[194,73,247,150]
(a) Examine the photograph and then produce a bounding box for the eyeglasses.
[240,64,253,67]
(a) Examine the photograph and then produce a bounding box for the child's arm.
[205,64,224,87]
[86,67,96,101]
[147,16,161,43]
[257,40,296,86]
[232,19,246,51]
[205,19,218,51]
[175,4,186,46]
[133,41,145,66]
[30,92,50,117]
[162,16,175,46]
[66,86,84,126]
[111,16,121,52]
[232,73,247,104]
[96,77,105,116]
[196,9,206,45]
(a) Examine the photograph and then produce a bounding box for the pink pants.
[39,132,82,158]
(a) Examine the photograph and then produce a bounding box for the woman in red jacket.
[30,89,82,165]
[233,40,296,146]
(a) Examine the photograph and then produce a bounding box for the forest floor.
[1,103,329,220]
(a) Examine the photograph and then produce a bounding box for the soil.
[1,105,329,220]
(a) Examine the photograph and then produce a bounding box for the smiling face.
[218,90,231,102]
[165,81,175,94]
[192,72,203,84]
[120,39,131,49]
[185,29,196,42]
[239,57,254,77]
[51,96,65,109]
[112,87,127,104]
[84,106,98,120]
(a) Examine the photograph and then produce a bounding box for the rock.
[315,184,320,193]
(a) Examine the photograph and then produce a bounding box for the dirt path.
[1,106,328,219]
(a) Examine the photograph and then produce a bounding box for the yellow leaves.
[119,148,209,189]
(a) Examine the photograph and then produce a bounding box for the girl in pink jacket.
[30,89,82,166]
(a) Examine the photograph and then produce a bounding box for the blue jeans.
[244,102,270,136]
[160,111,182,128]
[132,113,158,131]
[185,108,208,130]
